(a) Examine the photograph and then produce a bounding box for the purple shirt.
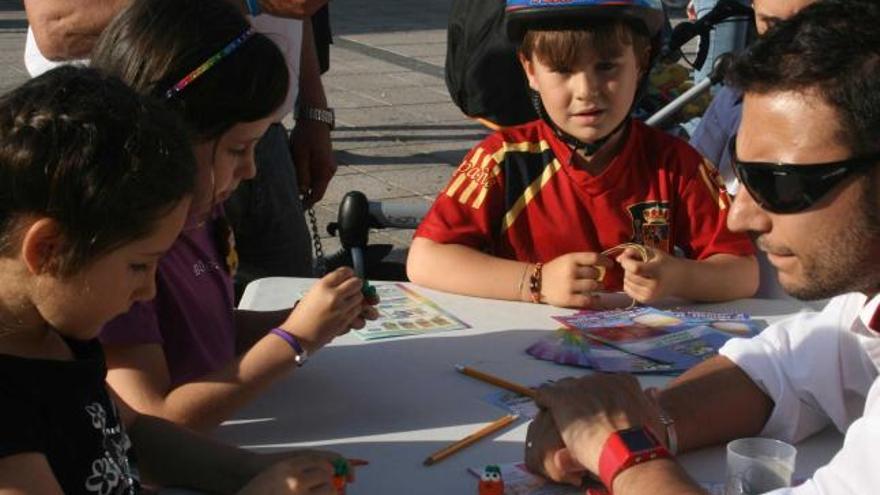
[100,216,236,387]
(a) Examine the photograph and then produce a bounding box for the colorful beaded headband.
[164,27,255,99]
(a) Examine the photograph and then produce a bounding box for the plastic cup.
[725,437,797,495]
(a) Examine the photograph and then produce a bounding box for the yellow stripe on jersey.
[471,153,502,209]
[500,158,563,233]
[445,140,552,210]
[490,140,551,162]
[698,160,727,210]
[446,147,485,198]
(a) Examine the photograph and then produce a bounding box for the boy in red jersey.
[408,0,757,308]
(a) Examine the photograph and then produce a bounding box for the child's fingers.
[328,279,364,310]
[577,253,615,268]
[294,467,334,490]
[623,278,653,303]
[570,279,603,295]
[618,256,658,278]
[342,303,367,328]
[567,292,601,309]
[310,485,336,495]
[293,456,335,475]
[623,270,654,290]
[565,252,608,267]
[573,265,606,281]
[360,305,380,320]
[319,266,356,288]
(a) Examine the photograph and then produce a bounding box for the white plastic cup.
[724,437,797,495]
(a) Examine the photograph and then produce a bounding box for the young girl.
[89,0,378,432]
[0,66,344,495]
[408,0,758,308]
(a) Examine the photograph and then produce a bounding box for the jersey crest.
[627,201,672,253]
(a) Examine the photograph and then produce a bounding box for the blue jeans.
[693,0,751,83]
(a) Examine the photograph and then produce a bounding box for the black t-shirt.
[0,338,139,494]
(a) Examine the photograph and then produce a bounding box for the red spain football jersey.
[414,119,754,290]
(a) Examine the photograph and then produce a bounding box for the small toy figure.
[478,464,504,495]
[332,458,350,495]
[362,280,379,305]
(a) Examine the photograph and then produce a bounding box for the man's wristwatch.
[295,104,335,130]
[598,427,671,491]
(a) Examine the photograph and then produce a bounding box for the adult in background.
[689,0,817,299]
[689,0,818,191]
[689,0,751,84]
[525,1,880,493]
[24,0,337,297]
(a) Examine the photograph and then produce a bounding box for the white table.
[223,278,840,494]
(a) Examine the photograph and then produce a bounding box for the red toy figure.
[478,464,504,495]
[332,458,349,495]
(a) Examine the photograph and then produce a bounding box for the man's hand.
[535,374,660,474]
[525,411,588,485]
[290,119,336,208]
[258,0,328,19]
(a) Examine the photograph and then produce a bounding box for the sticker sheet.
[353,283,470,340]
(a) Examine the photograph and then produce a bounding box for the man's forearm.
[297,17,328,108]
[613,459,707,495]
[660,355,774,453]
[24,0,130,61]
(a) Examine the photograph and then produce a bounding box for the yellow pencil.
[422,414,519,466]
[455,364,538,400]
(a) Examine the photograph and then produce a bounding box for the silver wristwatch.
[295,104,335,130]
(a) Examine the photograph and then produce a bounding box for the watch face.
[618,428,658,452]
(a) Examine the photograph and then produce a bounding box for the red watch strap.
[598,428,670,492]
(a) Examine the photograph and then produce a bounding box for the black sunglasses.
[730,135,880,214]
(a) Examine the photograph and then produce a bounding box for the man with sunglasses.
[524,2,880,493]
[690,0,818,192]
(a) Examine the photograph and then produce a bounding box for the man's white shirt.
[720,293,880,494]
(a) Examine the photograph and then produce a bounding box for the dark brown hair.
[727,0,880,155]
[519,19,651,72]
[91,0,289,141]
[0,66,195,275]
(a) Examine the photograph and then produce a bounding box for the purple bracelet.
[269,328,307,366]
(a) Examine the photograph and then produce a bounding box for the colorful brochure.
[353,283,470,340]
[526,308,760,373]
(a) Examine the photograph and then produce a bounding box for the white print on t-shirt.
[83,402,138,495]
[192,259,223,278]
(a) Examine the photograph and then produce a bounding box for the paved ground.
[0,0,691,273]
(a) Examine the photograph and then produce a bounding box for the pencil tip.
[423,458,434,466]
[454,364,464,371]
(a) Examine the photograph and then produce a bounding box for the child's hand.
[279,267,366,353]
[617,247,684,304]
[542,253,614,308]
[237,453,336,495]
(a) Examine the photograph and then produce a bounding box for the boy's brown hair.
[519,19,651,72]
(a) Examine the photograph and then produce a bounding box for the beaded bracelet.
[528,262,543,304]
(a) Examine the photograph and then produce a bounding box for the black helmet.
[506,0,666,43]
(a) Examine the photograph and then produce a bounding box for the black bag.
[445,0,537,128]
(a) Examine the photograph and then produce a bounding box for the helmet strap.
[529,89,630,157]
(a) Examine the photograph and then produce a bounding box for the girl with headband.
[91,0,378,435]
